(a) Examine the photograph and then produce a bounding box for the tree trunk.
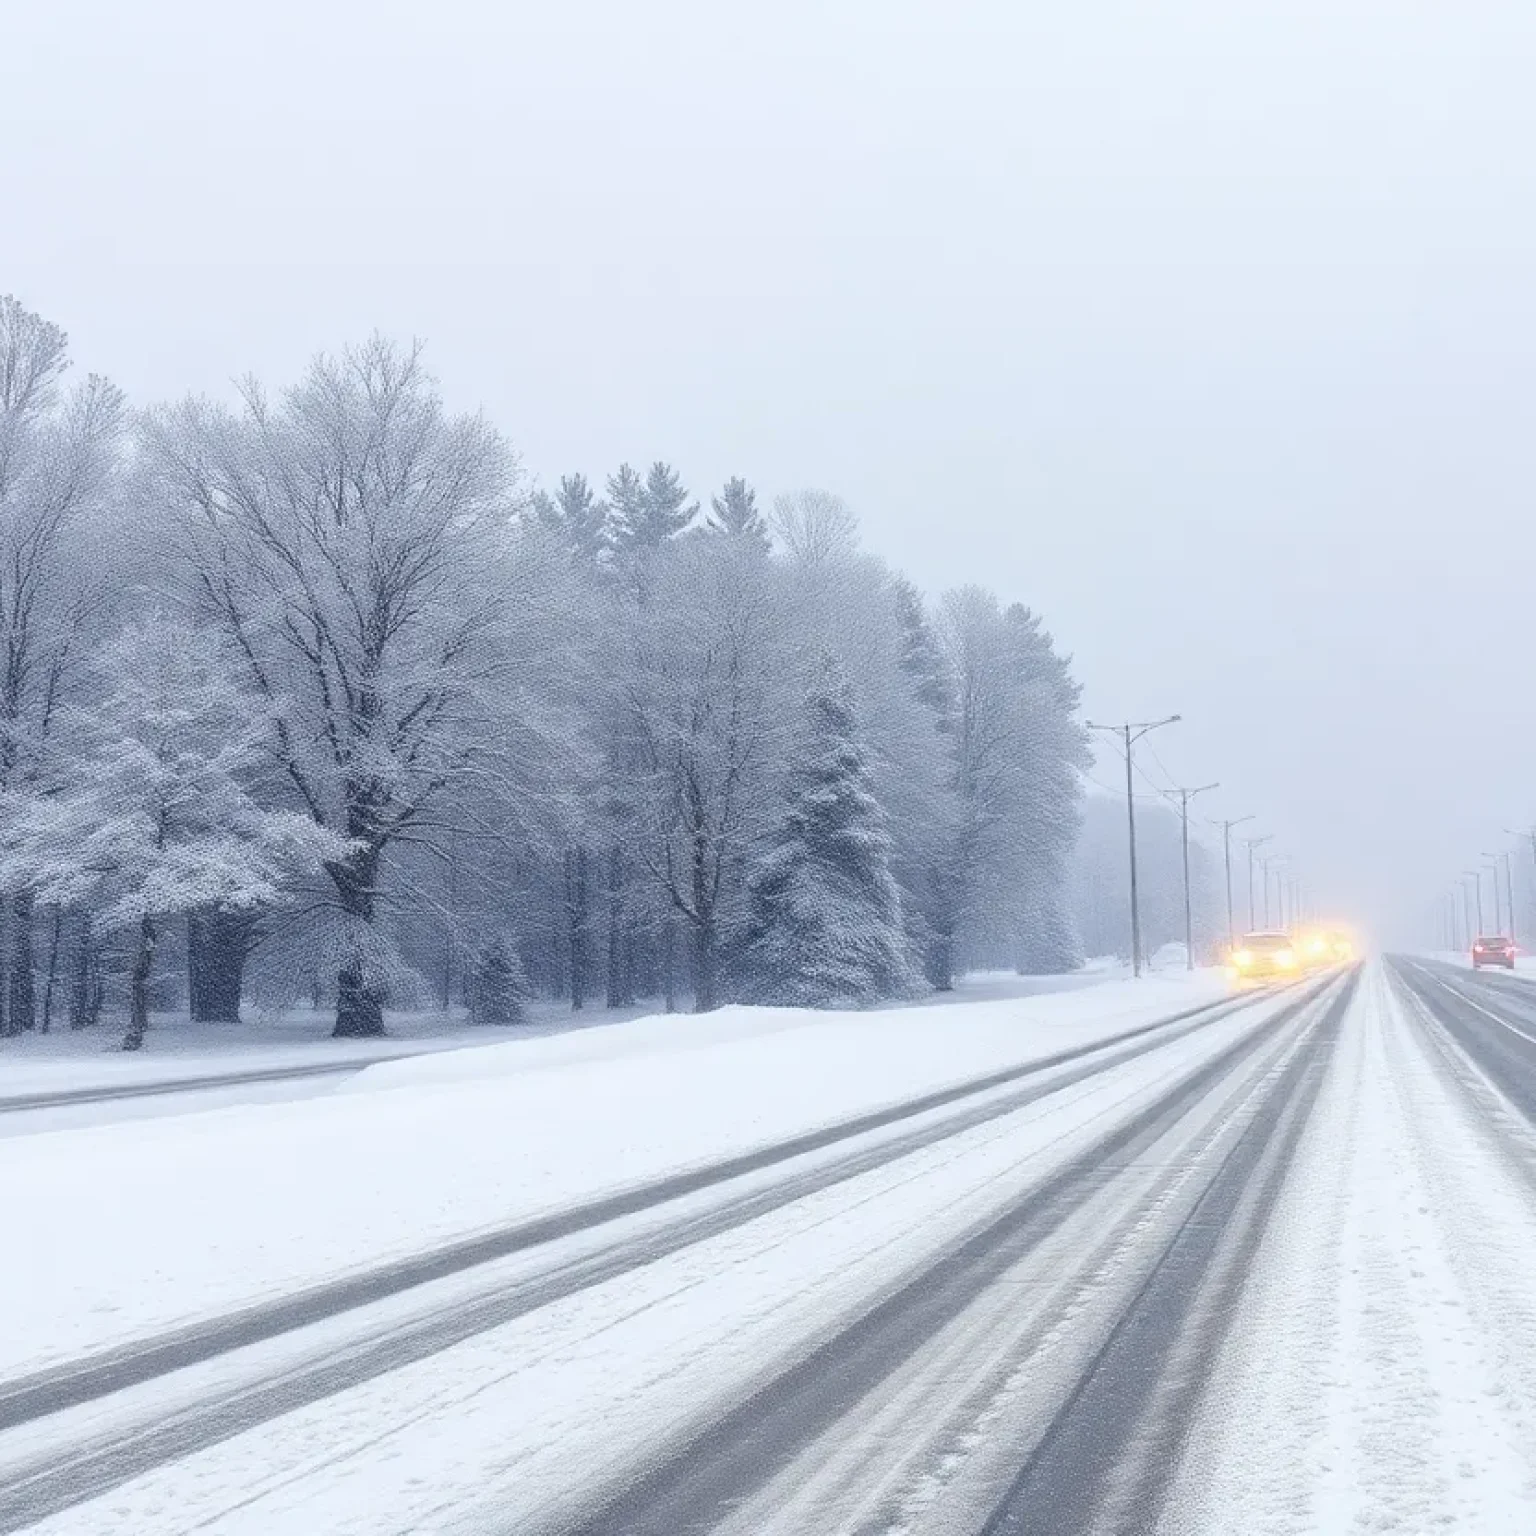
[565,846,589,1011]
[335,955,386,1037]
[689,824,718,1013]
[187,907,254,1023]
[39,905,62,1034]
[691,919,717,1013]
[439,835,458,1012]
[661,913,678,1013]
[7,892,36,1033]
[123,914,156,1051]
[606,844,632,1007]
[330,844,387,1038]
[925,925,955,991]
[68,913,100,1029]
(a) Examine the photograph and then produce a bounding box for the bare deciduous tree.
[770,488,859,567]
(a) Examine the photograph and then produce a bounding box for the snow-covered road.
[6,962,1536,1533]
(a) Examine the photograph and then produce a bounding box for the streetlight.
[1085,715,1182,977]
[1464,870,1486,937]
[1242,834,1272,931]
[1262,853,1289,929]
[1481,854,1505,935]
[1171,783,1218,969]
[1500,831,1528,944]
[1219,816,1255,951]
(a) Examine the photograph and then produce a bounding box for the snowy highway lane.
[11,962,1536,1533]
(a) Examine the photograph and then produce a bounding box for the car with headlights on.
[1228,931,1300,982]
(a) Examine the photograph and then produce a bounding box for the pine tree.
[707,477,770,547]
[537,473,611,566]
[892,577,952,720]
[605,464,647,551]
[469,937,529,1025]
[611,461,697,553]
[744,655,921,1007]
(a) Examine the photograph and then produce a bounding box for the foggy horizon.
[10,0,1536,945]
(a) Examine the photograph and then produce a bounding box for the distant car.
[1228,931,1299,982]
[1297,928,1354,967]
[1296,928,1334,970]
[1472,935,1516,969]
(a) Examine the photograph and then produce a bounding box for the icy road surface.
[4,962,1536,1532]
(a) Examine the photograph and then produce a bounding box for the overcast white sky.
[6,0,1536,944]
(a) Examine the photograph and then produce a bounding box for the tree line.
[0,296,1089,1046]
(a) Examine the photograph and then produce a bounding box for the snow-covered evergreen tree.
[469,937,529,1025]
[610,461,696,554]
[535,473,611,567]
[707,477,770,546]
[743,654,921,1007]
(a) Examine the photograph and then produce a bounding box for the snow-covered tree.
[921,587,1088,986]
[771,488,858,568]
[0,296,125,1035]
[611,533,791,1009]
[604,464,646,548]
[144,337,539,1037]
[0,618,341,1048]
[609,461,696,555]
[535,473,610,567]
[743,654,920,1007]
[468,936,529,1025]
[707,477,769,547]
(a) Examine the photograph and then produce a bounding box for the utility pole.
[1482,854,1504,935]
[1502,830,1532,945]
[1086,716,1181,977]
[1172,783,1219,969]
[1261,854,1288,928]
[1220,815,1255,950]
[1460,876,1475,949]
[1464,870,1486,937]
[1243,834,1272,931]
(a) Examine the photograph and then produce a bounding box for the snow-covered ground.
[0,968,1125,1109]
[0,969,1225,1383]
[0,965,1273,1535]
[12,961,1536,1535]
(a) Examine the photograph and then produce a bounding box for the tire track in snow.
[0,985,1322,1534]
[0,983,1280,1440]
[530,975,1351,1536]
[1161,961,1536,1534]
[971,968,1356,1536]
